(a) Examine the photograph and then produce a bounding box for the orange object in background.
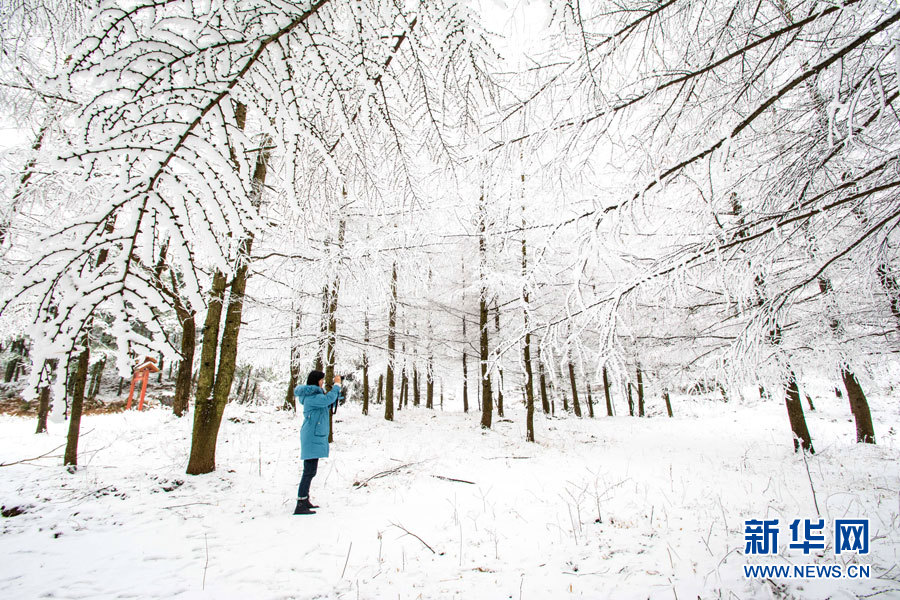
[126,356,160,411]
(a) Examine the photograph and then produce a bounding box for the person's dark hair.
[306,370,326,386]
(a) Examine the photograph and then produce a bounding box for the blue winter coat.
[295,384,341,459]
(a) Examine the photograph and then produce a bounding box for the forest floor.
[0,385,898,599]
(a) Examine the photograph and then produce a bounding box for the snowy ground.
[1,388,898,599]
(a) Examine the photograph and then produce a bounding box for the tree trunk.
[877,262,900,333]
[400,366,408,409]
[35,386,50,434]
[173,312,196,417]
[715,382,728,402]
[186,111,267,475]
[521,201,535,440]
[636,366,645,417]
[479,292,492,429]
[494,303,504,418]
[568,362,581,417]
[841,368,875,444]
[377,374,384,405]
[627,382,634,416]
[117,376,124,396]
[538,360,550,414]
[64,344,90,468]
[324,220,344,442]
[284,310,301,411]
[462,315,469,413]
[385,263,397,421]
[87,358,105,400]
[362,314,369,415]
[426,358,434,409]
[603,366,613,416]
[186,270,228,475]
[413,366,420,407]
[157,353,164,384]
[4,354,20,383]
[241,366,254,403]
[478,195,492,430]
[586,382,594,418]
[785,373,814,454]
[523,339,535,442]
[663,390,673,417]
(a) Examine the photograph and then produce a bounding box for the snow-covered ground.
[1,389,898,599]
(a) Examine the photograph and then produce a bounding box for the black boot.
[293,497,316,515]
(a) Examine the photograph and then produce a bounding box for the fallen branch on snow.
[0,429,95,467]
[352,462,418,488]
[431,475,475,485]
[389,522,436,554]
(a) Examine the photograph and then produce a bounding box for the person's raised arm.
[324,375,342,405]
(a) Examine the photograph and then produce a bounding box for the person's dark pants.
[297,458,319,498]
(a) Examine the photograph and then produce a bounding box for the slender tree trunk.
[377,374,384,405]
[362,314,369,415]
[400,366,408,409]
[785,373,814,454]
[603,366,613,416]
[479,195,492,430]
[663,390,674,417]
[520,189,535,440]
[413,366,420,407]
[284,310,301,411]
[157,353,164,384]
[493,303,504,418]
[523,338,535,442]
[841,368,876,444]
[4,340,22,383]
[64,344,90,468]
[627,382,634,416]
[324,221,344,442]
[877,262,900,334]
[63,209,115,466]
[586,383,594,418]
[462,315,469,413]
[538,360,550,414]
[385,263,397,421]
[721,382,732,402]
[478,298,494,429]
[173,312,196,417]
[426,358,434,409]
[479,293,492,429]
[241,366,254,403]
[636,366,645,417]
[1,108,54,246]
[568,362,581,417]
[35,386,50,434]
[117,377,124,396]
[87,358,105,400]
[522,324,535,439]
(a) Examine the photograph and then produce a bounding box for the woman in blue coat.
[293,370,342,515]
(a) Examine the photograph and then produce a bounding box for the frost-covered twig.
[389,522,436,554]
